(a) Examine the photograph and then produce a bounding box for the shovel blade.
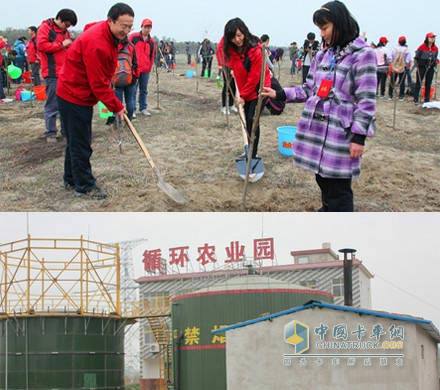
[235,156,265,183]
[157,177,187,205]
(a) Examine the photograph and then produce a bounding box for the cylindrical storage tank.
[0,316,126,389]
[172,275,333,390]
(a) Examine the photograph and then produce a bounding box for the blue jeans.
[115,83,136,119]
[405,68,413,86]
[135,72,150,111]
[44,77,63,137]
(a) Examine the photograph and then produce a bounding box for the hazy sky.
[1,0,438,50]
[1,213,439,331]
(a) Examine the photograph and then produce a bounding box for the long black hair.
[223,18,259,60]
[424,37,436,46]
[313,1,360,48]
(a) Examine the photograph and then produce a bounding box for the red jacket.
[415,43,439,67]
[26,36,39,64]
[216,37,226,68]
[37,18,71,78]
[56,21,124,114]
[0,40,5,67]
[129,32,156,73]
[225,42,271,101]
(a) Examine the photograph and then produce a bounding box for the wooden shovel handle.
[234,79,249,146]
[123,114,157,171]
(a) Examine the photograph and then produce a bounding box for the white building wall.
[358,269,372,309]
[416,326,439,389]
[142,356,161,378]
[226,308,439,390]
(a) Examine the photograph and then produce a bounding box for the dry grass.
[0,55,439,211]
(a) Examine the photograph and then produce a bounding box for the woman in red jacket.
[223,18,271,159]
[414,32,438,104]
[0,37,6,99]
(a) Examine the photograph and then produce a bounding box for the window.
[145,333,155,345]
[297,256,309,264]
[300,280,317,289]
[332,277,344,296]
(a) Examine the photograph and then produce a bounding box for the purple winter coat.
[284,37,377,179]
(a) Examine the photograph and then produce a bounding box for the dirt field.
[0,55,439,211]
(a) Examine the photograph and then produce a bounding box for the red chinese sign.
[197,243,217,266]
[225,241,245,263]
[254,238,275,261]
[143,238,275,271]
[143,249,163,273]
[169,246,190,267]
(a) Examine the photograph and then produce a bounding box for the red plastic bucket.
[421,86,435,100]
[33,85,47,101]
[22,71,32,84]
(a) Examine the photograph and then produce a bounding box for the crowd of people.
[372,33,438,104]
[294,31,438,104]
[0,1,438,211]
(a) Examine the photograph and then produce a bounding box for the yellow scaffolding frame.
[0,235,121,318]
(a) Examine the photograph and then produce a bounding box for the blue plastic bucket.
[277,126,297,157]
[185,70,195,78]
[20,90,34,102]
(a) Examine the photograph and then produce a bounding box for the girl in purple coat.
[263,0,377,212]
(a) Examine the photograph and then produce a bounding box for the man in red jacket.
[37,9,77,142]
[130,18,156,116]
[26,26,41,86]
[0,37,6,99]
[57,3,133,200]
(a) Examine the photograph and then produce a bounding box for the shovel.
[235,99,265,183]
[123,114,187,205]
[241,45,268,209]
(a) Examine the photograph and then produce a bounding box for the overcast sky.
[0,0,438,51]
[1,213,439,331]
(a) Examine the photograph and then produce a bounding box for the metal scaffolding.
[0,235,120,318]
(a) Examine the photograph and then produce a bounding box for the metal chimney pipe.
[338,248,357,306]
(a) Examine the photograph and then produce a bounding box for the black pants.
[302,65,310,84]
[377,71,387,96]
[315,174,354,212]
[244,99,260,158]
[30,62,41,86]
[388,72,406,99]
[58,96,96,193]
[0,69,5,99]
[201,58,213,78]
[222,71,236,108]
[414,65,435,103]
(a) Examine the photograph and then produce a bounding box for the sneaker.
[399,98,404,102]
[140,110,152,117]
[221,107,230,115]
[46,136,57,143]
[64,182,74,191]
[74,186,107,200]
[132,112,137,119]
[230,105,238,113]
